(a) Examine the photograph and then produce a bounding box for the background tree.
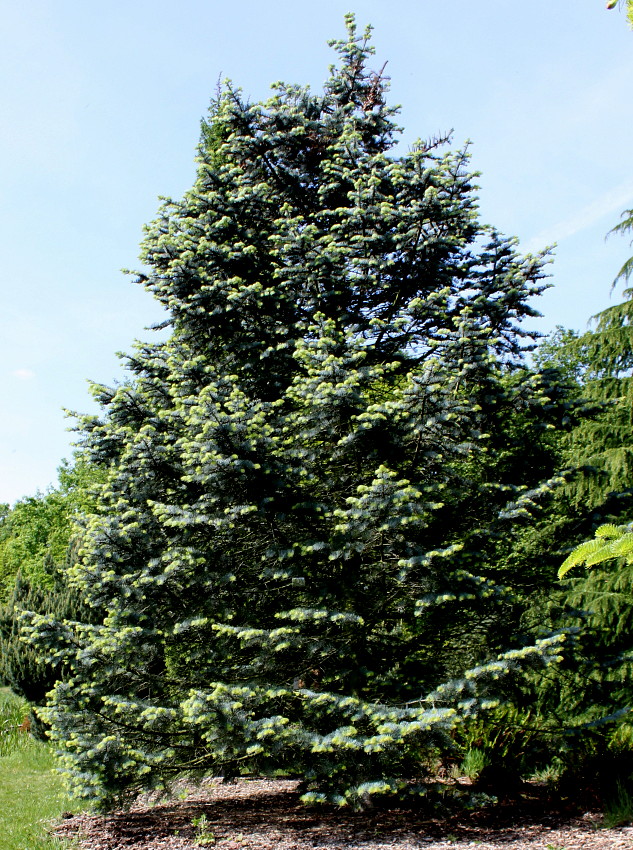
[0,455,101,597]
[25,18,567,809]
[519,517,633,803]
[562,296,633,512]
[0,455,103,716]
[545,271,633,788]
[492,209,633,801]
[0,552,95,716]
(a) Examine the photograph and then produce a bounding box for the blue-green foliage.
[23,18,567,809]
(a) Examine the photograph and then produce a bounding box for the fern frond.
[610,535,633,559]
[559,539,605,578]
[558,522,633,578]
[595,524,621,539]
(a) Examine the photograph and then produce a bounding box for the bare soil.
[52,778,633,850]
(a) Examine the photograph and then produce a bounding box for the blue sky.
[1,1,632,504]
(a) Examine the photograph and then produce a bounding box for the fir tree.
[24,18,565,808]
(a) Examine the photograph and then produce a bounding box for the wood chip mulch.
[52,778,633,850]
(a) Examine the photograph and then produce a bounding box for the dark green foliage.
[452,703,554,784]
[519,307,633,596]
[539,248,633,750]
[522,555,633,788]
[554,528,633,742]
[24,18,568,809]
[533,325,584,392]
[0,457,103,725]
[0,553,94,712]
[504,326,633,789]
[444,117,633,809]
[550,532,633,804]
[560,292,633,511]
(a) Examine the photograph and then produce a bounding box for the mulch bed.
[52,778,633,850]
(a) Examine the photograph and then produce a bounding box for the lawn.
[0,689,82,850]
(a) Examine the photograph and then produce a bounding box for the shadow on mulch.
[56,779,596,848]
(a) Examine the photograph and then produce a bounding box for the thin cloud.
[12,368,35,380]
[526,178,633,252]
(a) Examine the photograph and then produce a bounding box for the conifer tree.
[518,518,633,788]
[0,550,94,712]
[560,293,633,511]
[558,208,633,509]
[609,208,633,286]
[512,232,633,785]
[0,457,103,720]
[532,197,633,517]
[24,18,566,808]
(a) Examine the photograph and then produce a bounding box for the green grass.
[602,781,633,829]
[0,689,84,850]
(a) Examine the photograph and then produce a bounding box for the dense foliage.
[0,458,101,597]
[21,19,575,809]
[0,458,102,714]
[499,285,633,798]
[564,298,633,512]
[0,561,92,711]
